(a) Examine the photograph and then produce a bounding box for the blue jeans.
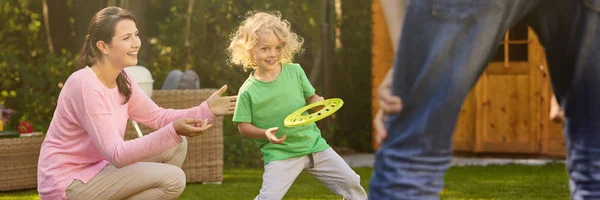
[369,0,600,199]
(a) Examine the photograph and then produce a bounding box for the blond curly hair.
[227,11,304,71]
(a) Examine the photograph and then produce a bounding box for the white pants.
[66,137,188,200]
[255,148,367,200]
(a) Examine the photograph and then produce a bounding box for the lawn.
[0,163,569,200]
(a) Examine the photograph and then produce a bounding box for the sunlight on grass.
[0,190,39,200]
[440,163,569,200]
[0,164,569,200]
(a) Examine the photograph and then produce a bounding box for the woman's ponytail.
[117,71,132,104]
[75,35,95,68]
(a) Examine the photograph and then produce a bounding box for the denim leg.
[369,0,540,199]
[530,1,600,199]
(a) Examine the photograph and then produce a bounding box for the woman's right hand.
[265,127,286,144]
[173,118,212,137]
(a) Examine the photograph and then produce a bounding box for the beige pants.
[66,137,188,200]
[255,148,368,200]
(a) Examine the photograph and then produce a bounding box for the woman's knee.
[161,166,187,195]
[166,137,188,167]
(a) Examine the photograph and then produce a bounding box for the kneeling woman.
[37,6,236,200]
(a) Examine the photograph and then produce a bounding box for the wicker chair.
[0,136,44,191]
[124,89,224,184]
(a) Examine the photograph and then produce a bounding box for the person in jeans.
[370,0,600,199]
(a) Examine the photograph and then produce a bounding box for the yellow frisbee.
[284,98,344,127]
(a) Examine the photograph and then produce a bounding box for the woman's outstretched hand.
[173,118,212,137]
[207,85,237,116]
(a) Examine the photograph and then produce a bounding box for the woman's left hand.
[207,85,237,116]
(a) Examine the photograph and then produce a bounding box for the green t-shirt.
[233,63,330,165]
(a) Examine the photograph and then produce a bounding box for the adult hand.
[173,118,212,137]
[373,110,388,146]
[207,85,237,116]
[550,95,564,123]
[265,127,286,144]
[374,69,403,146]
[378,69,403,114]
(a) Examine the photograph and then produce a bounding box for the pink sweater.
[37,67,215,200]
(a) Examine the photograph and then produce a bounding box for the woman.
[37,7,236,200]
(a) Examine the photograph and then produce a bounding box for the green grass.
[0,163,569,200]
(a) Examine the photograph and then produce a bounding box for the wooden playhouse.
[371,0,566,158]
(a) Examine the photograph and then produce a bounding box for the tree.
[72,0,107,53]
[46,0,72,53]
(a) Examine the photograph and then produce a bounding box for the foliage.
[146,0,322,92]
[0,0,76,132]
[331,0,373,152]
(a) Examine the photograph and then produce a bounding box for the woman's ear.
[96,40,108,55]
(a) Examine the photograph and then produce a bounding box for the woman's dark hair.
[76,6,136,104]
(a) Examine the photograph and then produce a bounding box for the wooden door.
[452,22,567,156]
[466,21,544,153]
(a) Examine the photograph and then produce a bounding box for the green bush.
[332,0,373,152]
[0,0,76,132]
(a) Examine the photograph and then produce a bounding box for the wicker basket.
[124,89,224,183]
[0,136,44,191]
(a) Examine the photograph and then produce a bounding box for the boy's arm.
[238,122,286,144]
[237,122,268,138]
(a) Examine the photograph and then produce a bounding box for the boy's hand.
[265,127,286,144]
[309,96,325,104]
[308,95,325,112]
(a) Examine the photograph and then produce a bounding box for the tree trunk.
[309,48,322,83]
[46,0,72,53]
[319,0,335,129]
[321,0,335,98]
[184,0,194,70]
[42,0,54,53]
[72,0,107,53]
